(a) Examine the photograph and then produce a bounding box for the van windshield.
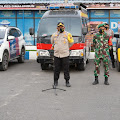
[38,17,82,37]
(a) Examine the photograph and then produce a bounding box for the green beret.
[98,23,105,28]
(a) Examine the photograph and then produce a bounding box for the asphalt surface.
[0,60,120,120]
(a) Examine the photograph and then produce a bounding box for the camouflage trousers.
[94,57,109,78]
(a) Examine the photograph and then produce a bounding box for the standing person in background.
[92,24,113,85]
[105,23,115,68]
[51,22,74,87]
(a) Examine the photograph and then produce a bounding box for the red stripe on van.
[37,43,52,50]
[37,43,85,50]
[70,43,85,50]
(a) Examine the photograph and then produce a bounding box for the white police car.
[0,21,25,71]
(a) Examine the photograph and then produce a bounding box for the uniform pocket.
[104,39,109,48]
[61,37,68,44]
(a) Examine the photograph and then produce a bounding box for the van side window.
[84,19,88,27]
[82,18,85,28]
[82,18,89,28]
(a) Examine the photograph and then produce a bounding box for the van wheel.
[41,63,49,70]
[77,63,86,71]
[18,48,25,63]
[0,52,9,71]
[77,58,86,71]
[86,58,89,64]
[77,51,87,71]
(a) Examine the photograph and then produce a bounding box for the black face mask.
[105,27,108,30]
[59,28,64,33]
[99,29,104,34]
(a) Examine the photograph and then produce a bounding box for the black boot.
[92,76,99,85]
[66,81,71,87]
[54,81,58,86]
[112,62,115,68]
[104,77,109,85]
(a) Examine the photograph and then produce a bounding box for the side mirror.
[29,28,34,35]
[82,27,88,35]
[114,33,120,38]
[8,36,15,40]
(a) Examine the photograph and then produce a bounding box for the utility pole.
[64,0,68,3]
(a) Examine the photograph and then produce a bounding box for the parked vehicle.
[29,3,91,70]
[114,33,120,72]
[0,21,25,71]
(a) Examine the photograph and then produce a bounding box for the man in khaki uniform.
[104,23,115,68]
[51,22,74,87]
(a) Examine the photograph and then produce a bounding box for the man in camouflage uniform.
[92,23,112,85]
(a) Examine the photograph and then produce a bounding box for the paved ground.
[0,60,120,120]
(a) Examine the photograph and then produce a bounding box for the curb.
[25,51,37,60]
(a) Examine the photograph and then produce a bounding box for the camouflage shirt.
[93,32,110,58]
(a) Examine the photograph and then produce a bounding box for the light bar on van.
[47,5,78,10]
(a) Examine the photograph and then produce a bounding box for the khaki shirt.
[105,29,114,38]
[51,31,74,58]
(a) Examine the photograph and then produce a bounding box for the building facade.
[0,4,47,45]
[0,1,120,46]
